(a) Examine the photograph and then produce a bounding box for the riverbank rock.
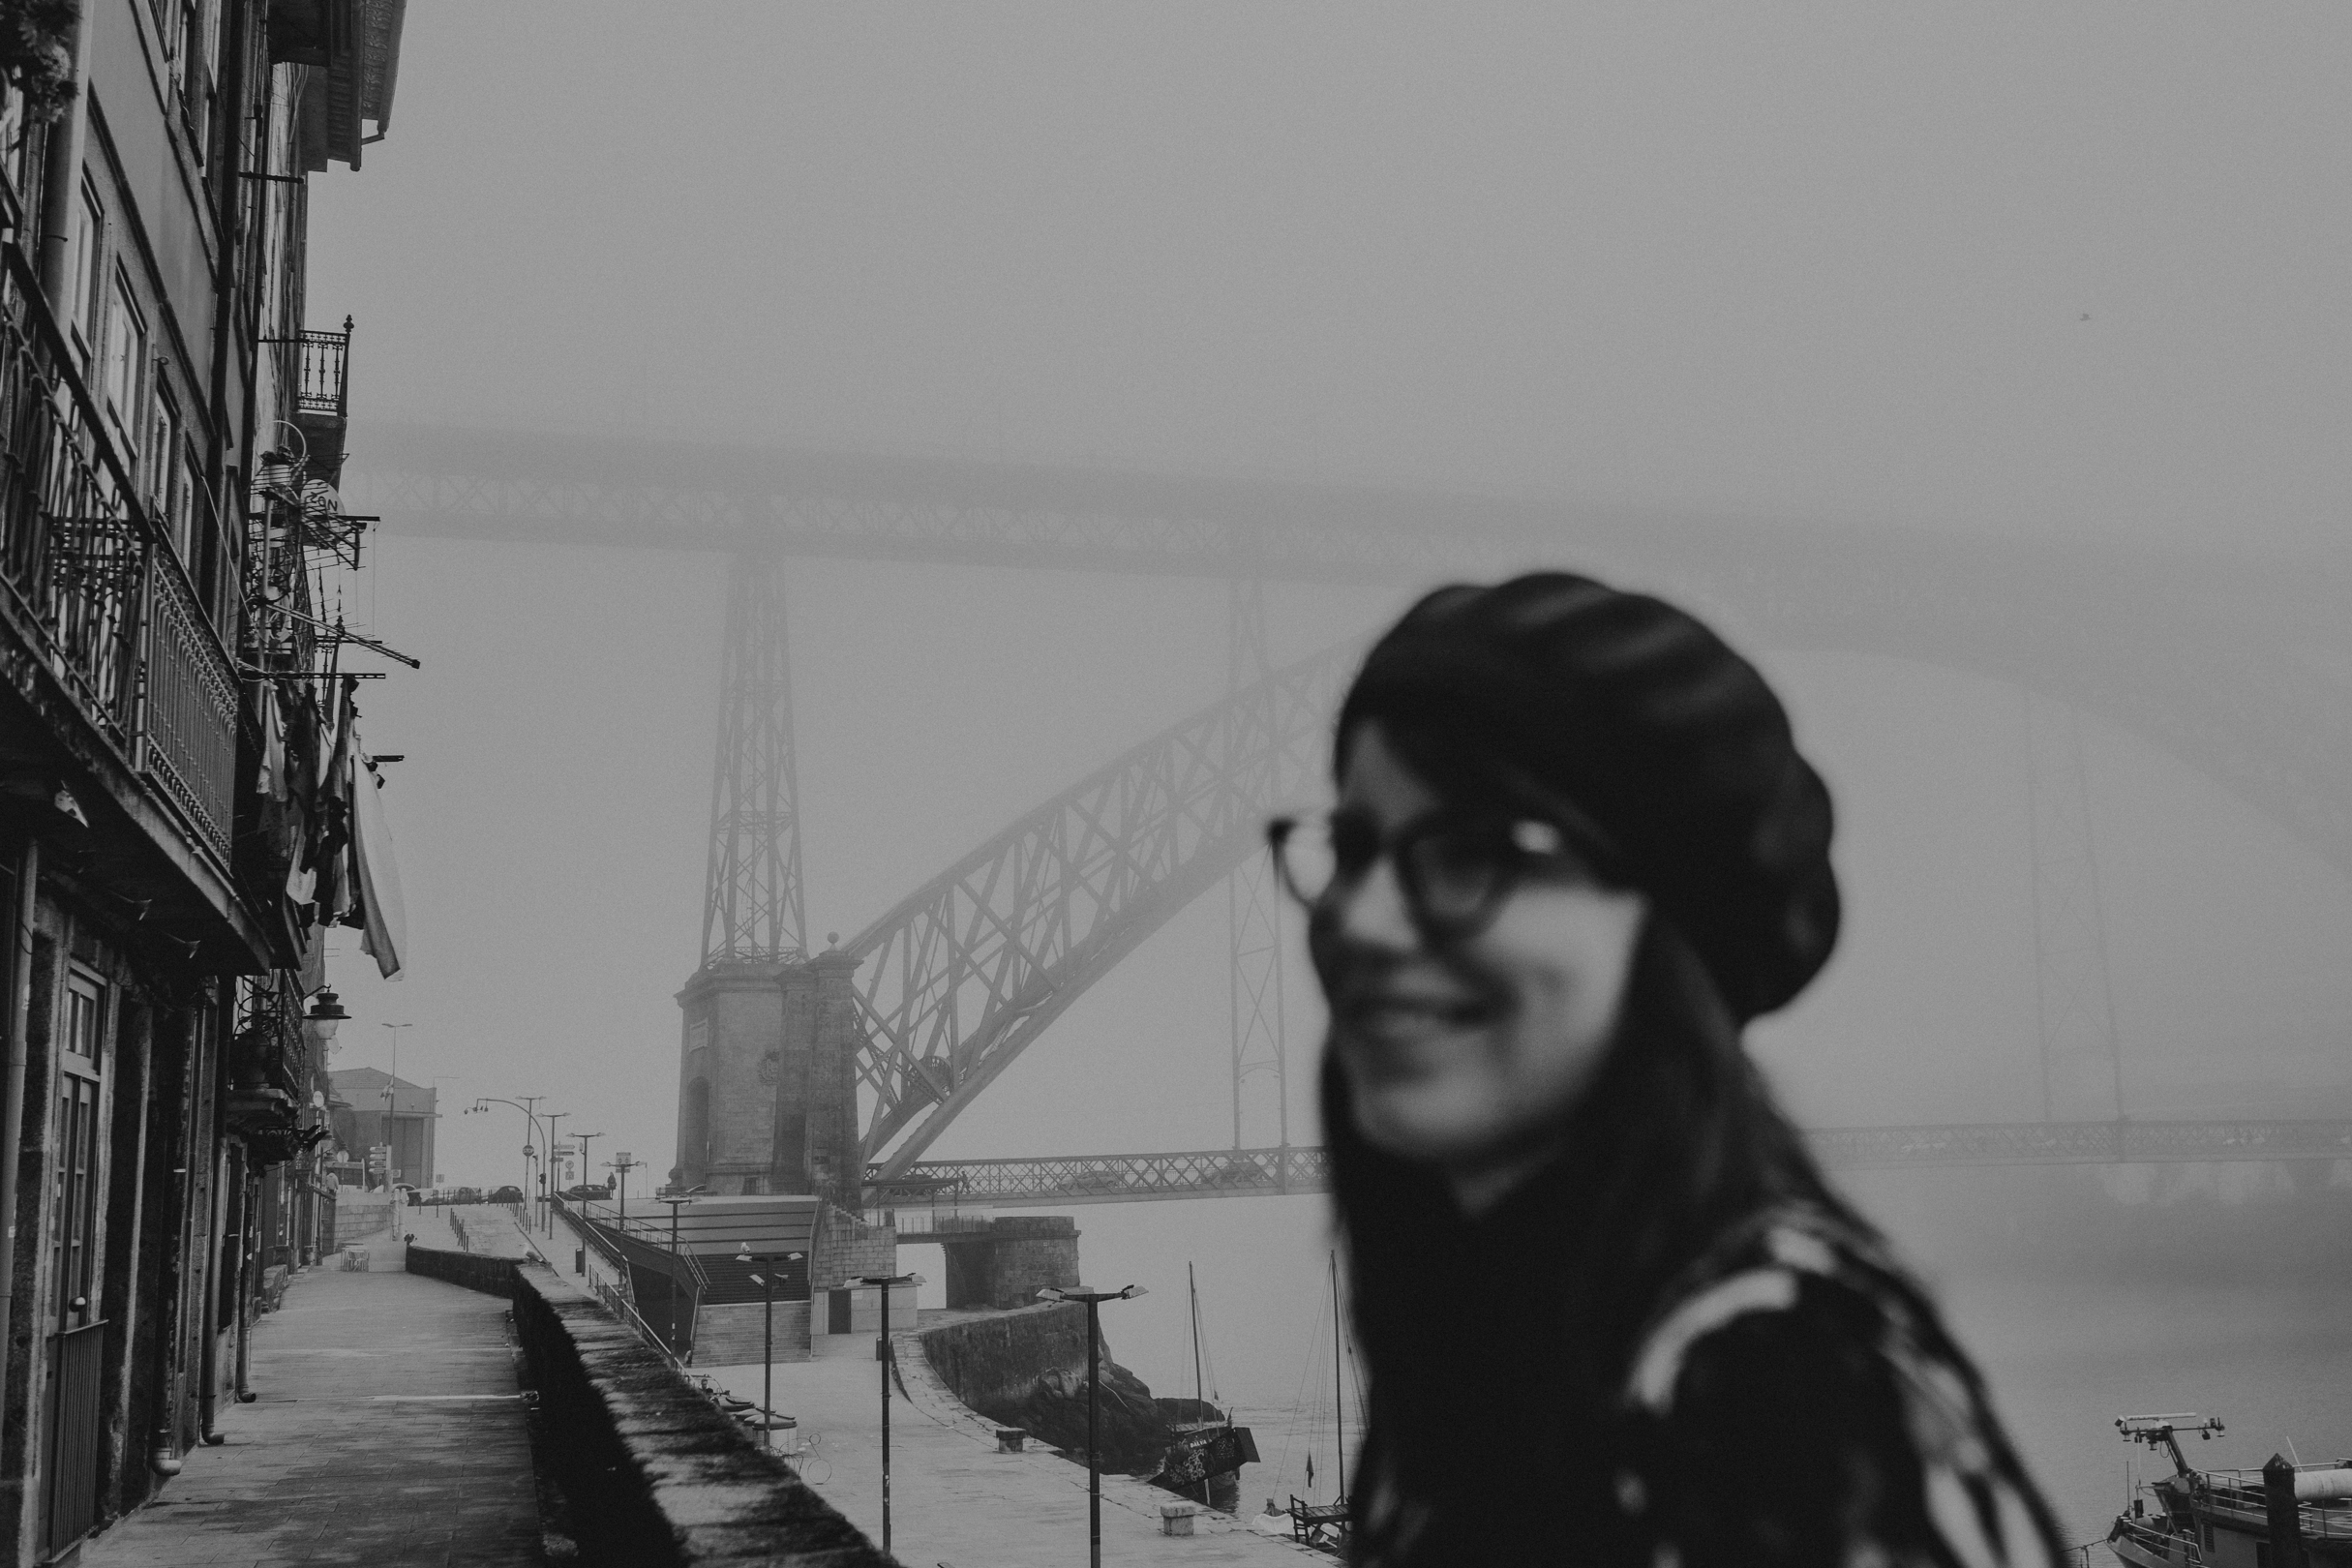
[1023,1360,1171,1472]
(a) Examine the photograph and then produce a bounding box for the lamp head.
[305,989,347,1041]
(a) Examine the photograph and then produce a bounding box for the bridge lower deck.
[875,1120,2352,1208]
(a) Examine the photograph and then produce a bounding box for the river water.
[903,1165,2352,1553]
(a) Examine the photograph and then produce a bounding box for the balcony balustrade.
[278,319,351,480]
[289,326,349,421]
[0,243,239,862]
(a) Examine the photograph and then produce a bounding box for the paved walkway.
[78,1230,542,1568]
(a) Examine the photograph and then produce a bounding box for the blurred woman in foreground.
[1270,573,2064,1567]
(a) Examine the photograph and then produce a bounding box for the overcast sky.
[299,7,2352,1404]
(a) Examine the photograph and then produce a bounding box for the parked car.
[487,1185,525,1205]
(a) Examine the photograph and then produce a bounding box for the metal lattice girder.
[1225,576,1289,1150]
[701,553,807,964]
[1807,1119,2352,1170]
[2021,696,2126,1121]
[880,1120,2352,1207]
[348,425,2352,884]
[888,1146,1334,1207]
[848,645,1354,1176]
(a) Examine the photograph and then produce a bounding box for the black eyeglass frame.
[1264,807,1620,943]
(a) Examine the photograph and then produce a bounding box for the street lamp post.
[570,1131,604,1212]
[857,1272,923,1558]
[1039,1284,1148,1568]
[467,1098,554,1228]
[651,1189,707,1355]
[737,1244,807,1461]
[609,1152,639,1235]
[516,1096,546,1221]
[539,1111,569,1235]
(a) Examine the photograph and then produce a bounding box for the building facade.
[325,1065,433,1191]
[0,1,407,1558]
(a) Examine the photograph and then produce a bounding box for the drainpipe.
[0,840,39,1452]
[32,0,95,303]
[231,1166,256,1402]
[203,0,253,640]
[196,1124,228,1442]
[148,1010,196,1475]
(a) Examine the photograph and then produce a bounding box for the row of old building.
[0,2,410,1560]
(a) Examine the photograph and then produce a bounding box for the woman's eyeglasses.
[1265,809,1609,942]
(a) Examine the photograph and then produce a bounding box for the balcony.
[281,320,351,482]
[0,242,239,866]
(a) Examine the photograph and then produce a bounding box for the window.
[0,91,22,199]
[176,441,203,566]
[68,184,105,372]
[53,975,106,1325]
[105,273,147,447]
[181,0,219,162]
[150,386,178,521]
[151,0,183,63]
[62,978,101,1061]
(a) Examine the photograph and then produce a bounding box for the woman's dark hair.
[1323,691,1872,1418]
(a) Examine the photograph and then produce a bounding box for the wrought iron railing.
[143,557,238,855]
[288,324,348,421]
[0,242,239,861]
[44,1320,105,1553]
[0,250,148,740]
[884,1146,1330,1207]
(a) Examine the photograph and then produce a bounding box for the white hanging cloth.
[347,737,408,980]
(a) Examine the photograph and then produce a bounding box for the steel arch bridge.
[344,425,2352,1177]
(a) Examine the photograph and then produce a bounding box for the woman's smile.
[1314,724,1647,1188]
[1335,968,1500,1061]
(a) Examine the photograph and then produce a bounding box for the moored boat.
[2108,1414,2352,1567]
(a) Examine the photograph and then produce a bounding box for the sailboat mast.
[1190,1262,1204,1407]
[1331,1251,1345,1502]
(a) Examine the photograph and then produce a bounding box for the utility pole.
[379,1023,411,1187]
[517,1095,546,1226]
[539,1112,568,1235]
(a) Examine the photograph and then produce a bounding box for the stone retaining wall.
[404,1251,892,1564]
[692,1300,812,1366]
[918,1301,1091,1420]
[405,1244,518,1298]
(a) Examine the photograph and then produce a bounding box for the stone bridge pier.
[674,950,864,1211]
[910,1216,1082,1310]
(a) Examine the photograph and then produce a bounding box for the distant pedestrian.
[1270,573,2065,1567]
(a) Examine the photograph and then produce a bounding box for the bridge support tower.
[675,950,864,1210]
[677,555,865,1210]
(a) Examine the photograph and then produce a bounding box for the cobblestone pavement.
[77,1236,542,1568]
